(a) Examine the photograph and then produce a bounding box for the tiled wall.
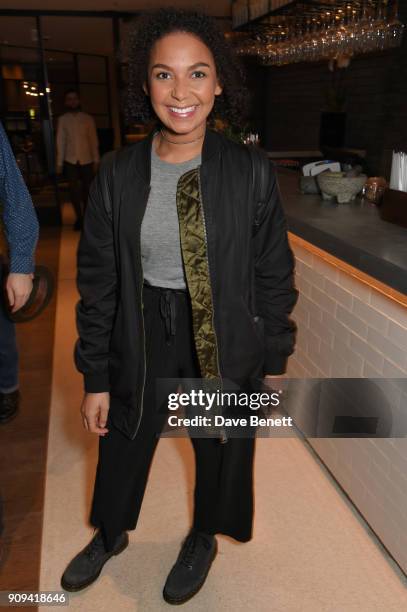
[287,240,407,574]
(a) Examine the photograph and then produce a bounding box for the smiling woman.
[142,30,223,162]
[61,6,298,606]
[125,7,249,129]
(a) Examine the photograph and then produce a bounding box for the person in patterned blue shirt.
[0,121,39,423]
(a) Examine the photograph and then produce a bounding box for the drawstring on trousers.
[159,289,177,345]
[143,282,228,444]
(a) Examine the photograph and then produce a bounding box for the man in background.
[0,122,39,424]
[56,89,99,231]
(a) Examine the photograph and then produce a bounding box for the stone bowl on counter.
[316,171,367,204]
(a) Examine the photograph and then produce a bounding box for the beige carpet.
[39,205,407,611]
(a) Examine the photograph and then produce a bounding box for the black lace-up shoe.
[163,529,217,605]
[61,529,128,592]
[0,390,20,424]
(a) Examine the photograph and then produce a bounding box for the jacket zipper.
[197,166,227,444]
[131,184,151,440]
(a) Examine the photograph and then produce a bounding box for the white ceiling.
[0,0,232,17]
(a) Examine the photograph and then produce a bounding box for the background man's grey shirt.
[141,139,201,290]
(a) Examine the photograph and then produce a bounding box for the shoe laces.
[180,531,200,569]
[85,531,105,561]
[2,392,18,410]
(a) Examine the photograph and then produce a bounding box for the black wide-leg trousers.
[89,283,256,552]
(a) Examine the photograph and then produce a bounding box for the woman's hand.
[6,273,34,313]
[80,392,110,435]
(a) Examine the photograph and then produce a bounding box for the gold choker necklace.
[159,128,205,145]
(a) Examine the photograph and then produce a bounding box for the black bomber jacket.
[74,126,299,440]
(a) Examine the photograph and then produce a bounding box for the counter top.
[277,169,407,297]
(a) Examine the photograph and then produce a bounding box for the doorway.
[0,14,117,226]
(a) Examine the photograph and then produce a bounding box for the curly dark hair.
[124,6,249,126]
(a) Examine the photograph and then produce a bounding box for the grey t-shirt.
[140,136,202,289]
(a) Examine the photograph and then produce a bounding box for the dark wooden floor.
[0,226,60,607]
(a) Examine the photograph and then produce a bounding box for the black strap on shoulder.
[105,144,269,231]
[247,144,269,235]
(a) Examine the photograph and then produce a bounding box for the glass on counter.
[363,177,388,204]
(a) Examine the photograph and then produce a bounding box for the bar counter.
[276,168,407,576]
[277,168,407,302]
